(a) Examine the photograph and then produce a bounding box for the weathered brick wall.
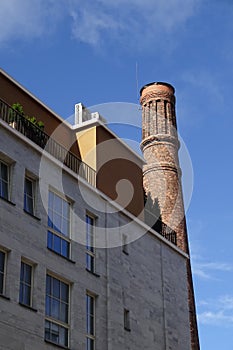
[140,83,188,252]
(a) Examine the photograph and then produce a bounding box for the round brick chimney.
[140,82,188,252]
[140,82,200,349]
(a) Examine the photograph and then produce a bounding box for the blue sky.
[1,0,233,348]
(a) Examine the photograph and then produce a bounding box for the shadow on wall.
[144,191,177,245]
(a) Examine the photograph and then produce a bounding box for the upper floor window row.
[0,159,38,215]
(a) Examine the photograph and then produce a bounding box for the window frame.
[19,260,33,307]
[0,160,9,201]
[0,249,6,295]
[47,190,71,259]
[86,213,96,273]
[45,274,70,348]
[86,292,96,350]
[24,176,36,216]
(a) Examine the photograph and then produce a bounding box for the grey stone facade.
[0,120,191,349]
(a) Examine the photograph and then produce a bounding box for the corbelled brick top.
[140,82,175,105]
[140,81,175,94]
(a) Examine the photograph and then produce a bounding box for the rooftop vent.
[75,103,106,125]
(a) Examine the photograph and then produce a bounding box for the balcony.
[0,99,96,187]
[144,192,177,245]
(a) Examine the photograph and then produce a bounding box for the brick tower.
[140,82,200,349]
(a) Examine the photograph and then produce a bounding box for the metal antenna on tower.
[136,62,139,102]
[136,62,142,110]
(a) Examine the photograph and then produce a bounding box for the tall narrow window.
[86,215,95,272]
[45,275,69,347]
[47,191,70,258]
[19,261,32,306]
[86,293,95,350]
[0,250,6,295]
[122,234,128,255]
[124,309,131,331]
[24,177,35,215]
[0,161,9,200]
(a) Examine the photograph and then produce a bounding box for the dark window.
[19,262,32,306]
[24,177,35,214]
[86,293,95,350]
[45,320,68,347]
[0,251,6,294]
[122,234,128,254]
[124,309,130,331]
[47,191,70,258]
[45,275,69,347]
[86,215,95,272]
[0,161,9,200]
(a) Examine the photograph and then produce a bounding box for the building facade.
[0,69,198,349]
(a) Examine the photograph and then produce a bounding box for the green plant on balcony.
[10,103,44,130]
[9,102,24,125]
[12,102,24,115]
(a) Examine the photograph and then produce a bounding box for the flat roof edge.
[0,68,72,128]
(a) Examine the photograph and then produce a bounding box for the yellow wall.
[76,127,96,170]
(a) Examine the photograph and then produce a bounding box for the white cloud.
[198,295,233,326]
[198,310,233,326]
[0,0,64,46]
[220,295,233,310]
[96,0,198,29]
[193,267,212,280]
[69,0,200,48]
[70,7,121,46]
[192,259,232,280]
[0,0,201,50]
[181,70,224,104]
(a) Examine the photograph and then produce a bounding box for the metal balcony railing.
[0,99,96,187]
[161,223,177,245]
[144,192,177,245]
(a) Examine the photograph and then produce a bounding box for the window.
[122,234,128,255]
[124,309,130,331]
[24,177,35,215]
[45,275,69,347]
[86,293,95,350]
[47,191,70,258]
[0,250,6,294]
[86,215,95,272]
[19,261,32,306]
[0,161,9,200]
